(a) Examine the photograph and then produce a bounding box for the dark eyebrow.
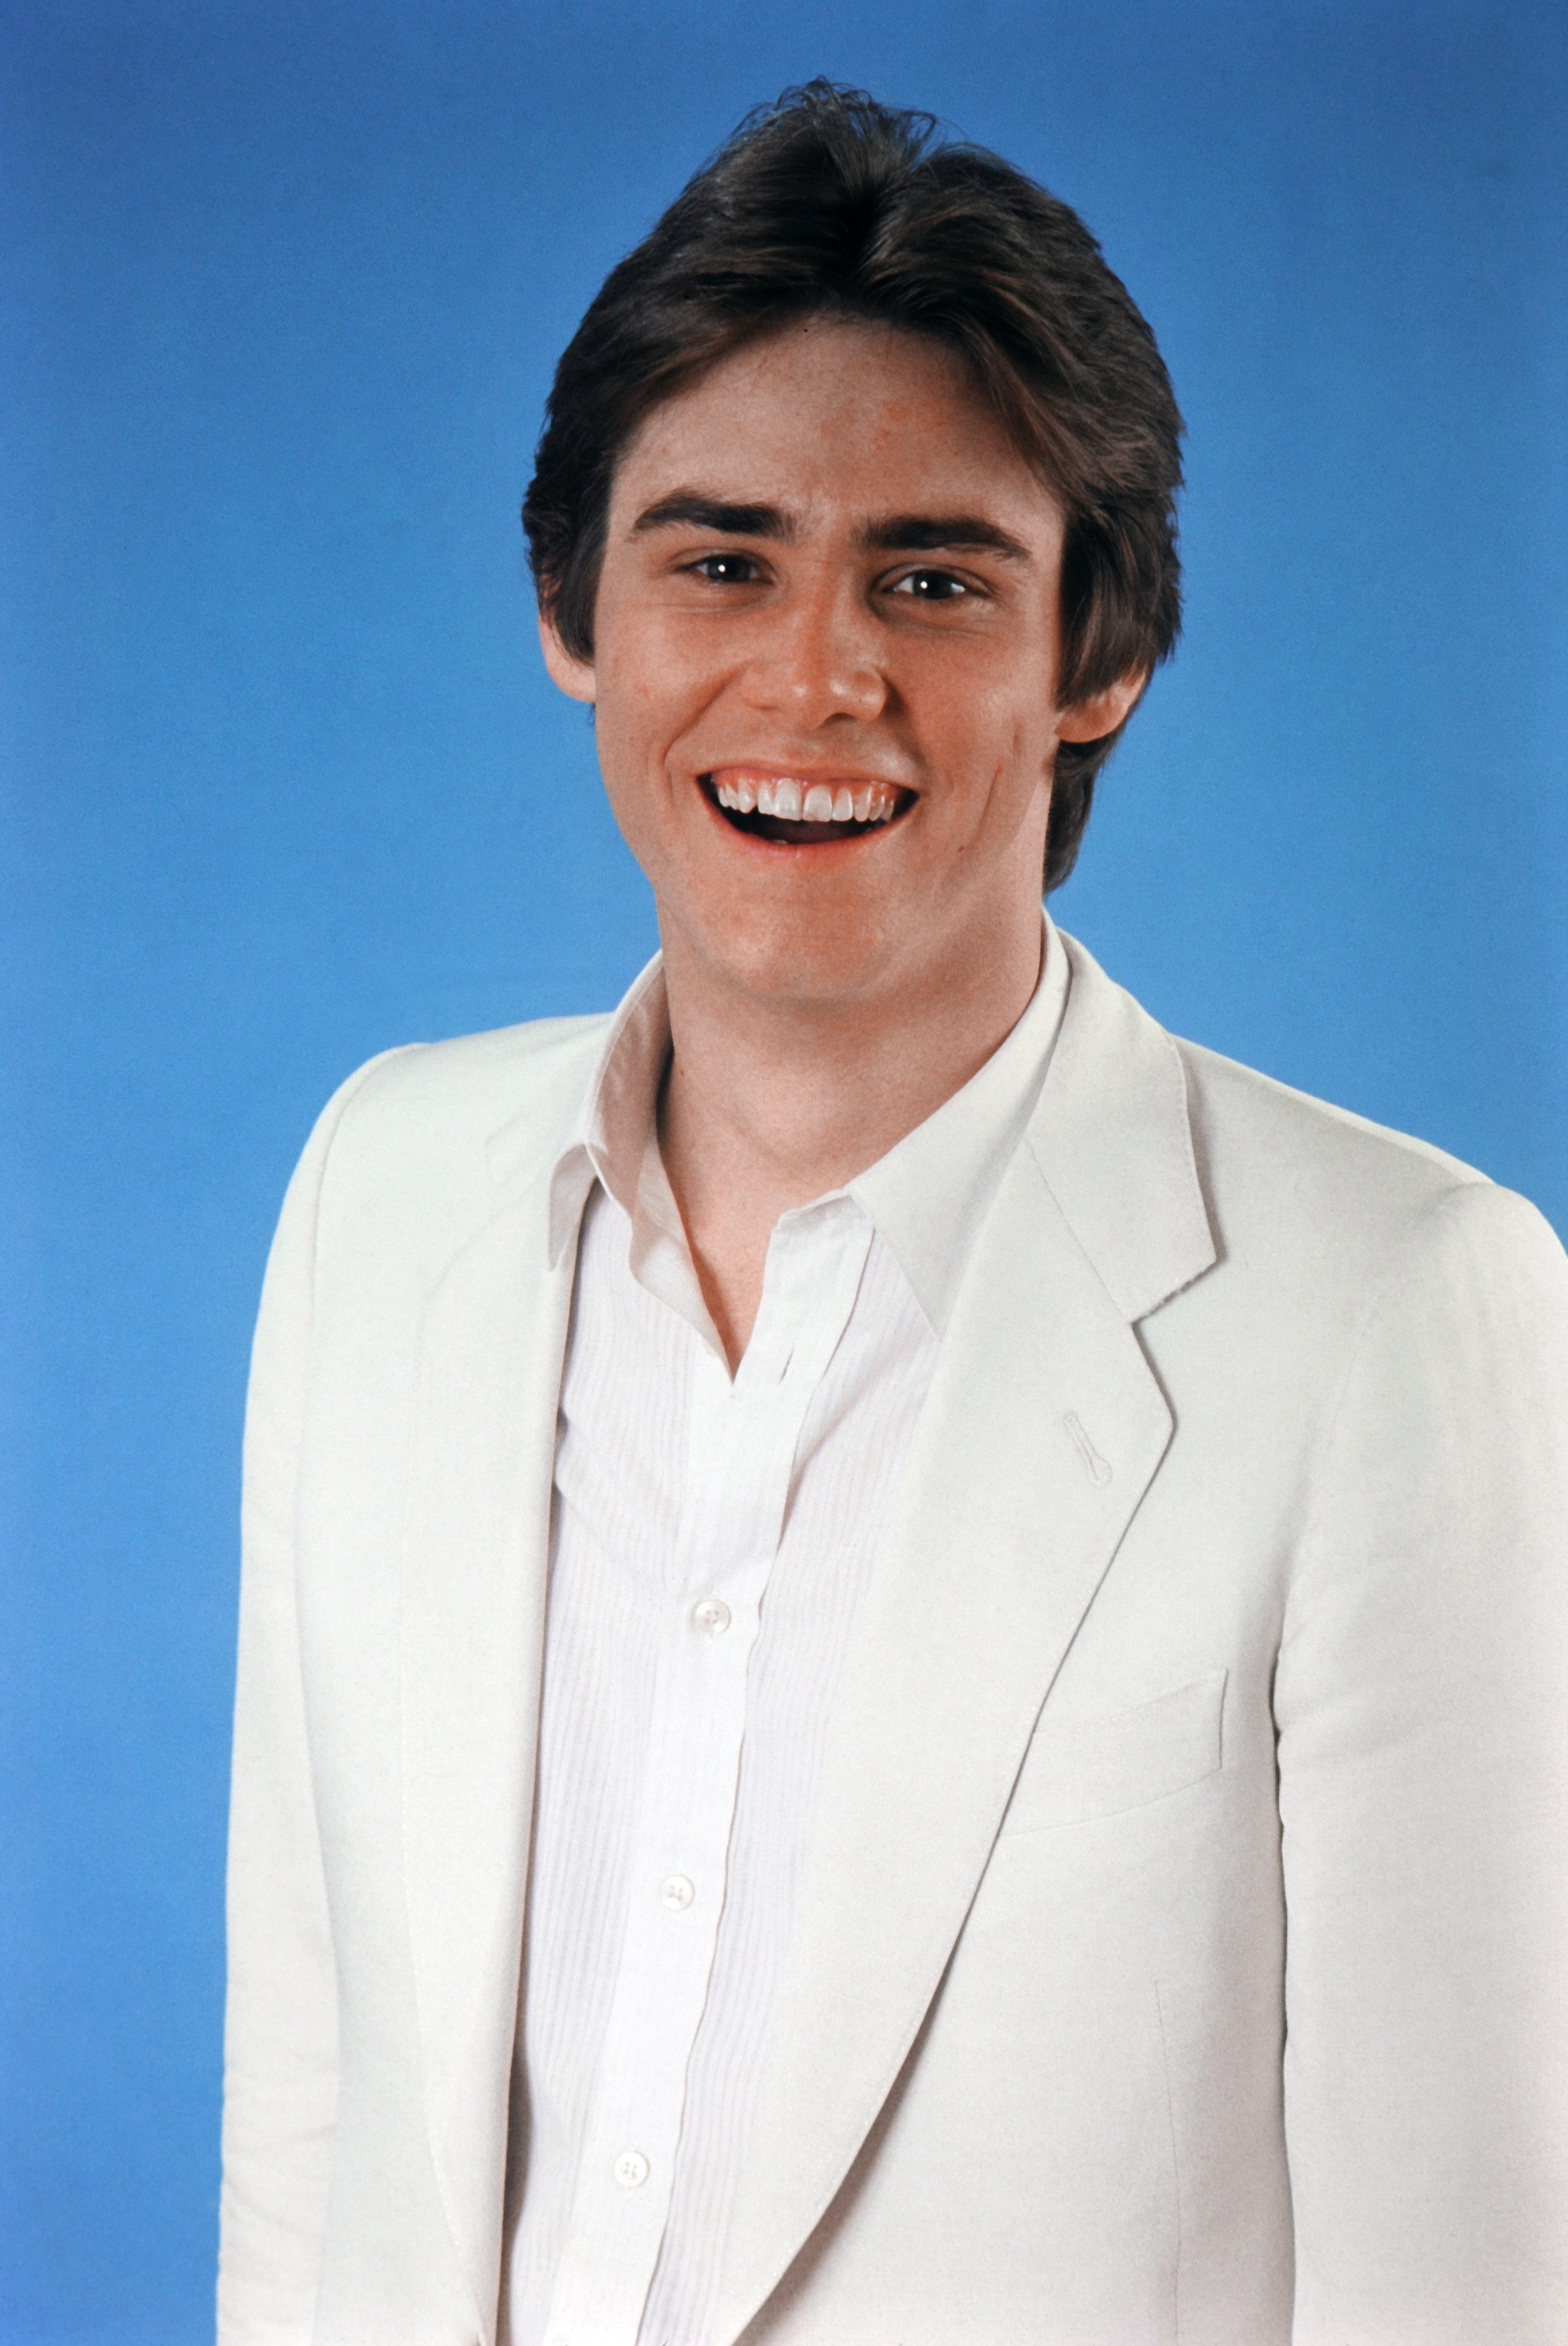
[860,514,1031,560]
[632,494,794,540]
[629,496,1030,561]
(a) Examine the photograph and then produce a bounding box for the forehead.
[609,315,1060,529]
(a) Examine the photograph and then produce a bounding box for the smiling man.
[537,314,1138,1371]
[220,85,1568,2346]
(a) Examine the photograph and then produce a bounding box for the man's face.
[542,316,1126,1017]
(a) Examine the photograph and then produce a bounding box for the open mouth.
[701,769,915,846]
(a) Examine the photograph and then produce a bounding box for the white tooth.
[757,779,777,816]
[716,782,736,809]
[832,787,854,822]
[803,783,834,821]
[774,779,803,820]
[872,793,892,823]
[736,776,757,814]
[852,786,872,822]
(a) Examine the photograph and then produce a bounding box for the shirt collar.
[845,915,1068,1333]
[549,913,1070,1334]
[547,949,671,1265]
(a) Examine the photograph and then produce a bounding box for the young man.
[220,85,1568,2346]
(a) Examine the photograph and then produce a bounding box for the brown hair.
[523,81,1183,891]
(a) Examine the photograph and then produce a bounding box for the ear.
[1056,668,1147,744]
[538,609,597,705]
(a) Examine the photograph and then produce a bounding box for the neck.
[656,909,1045,1368]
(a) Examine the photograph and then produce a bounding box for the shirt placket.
[539,1203,873,2346]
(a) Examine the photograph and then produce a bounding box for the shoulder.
[1175,1032,1485,1230]
[279,1011,610,1281]
[315,1011,608,1163]
[1178,1032,1564,1320]
[1053,928,1563,1323]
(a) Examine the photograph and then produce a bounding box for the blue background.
[3,1,1564,2336]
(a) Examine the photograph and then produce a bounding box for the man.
[219,83,1568,2346]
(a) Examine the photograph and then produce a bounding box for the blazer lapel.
[715,935,1216,2341]
[397,1125,581,2340]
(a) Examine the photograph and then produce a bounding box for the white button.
[661,1873,695,1910]
[691,1597,731,1636]
[613,2148,650,2189]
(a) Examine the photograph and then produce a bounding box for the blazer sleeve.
[1275,1180,1568,2345]
[218,1053,411,2344]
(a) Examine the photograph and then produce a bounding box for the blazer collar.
[714,930,1217,2341]
[1028,927,1216,1321]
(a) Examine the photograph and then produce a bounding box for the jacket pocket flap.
[1002,1667,1227,1834]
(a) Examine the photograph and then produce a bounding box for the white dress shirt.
[502,920,1070,2346]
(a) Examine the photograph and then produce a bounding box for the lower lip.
[696,776,910,854]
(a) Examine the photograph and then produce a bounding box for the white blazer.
[219,931,1568,2346]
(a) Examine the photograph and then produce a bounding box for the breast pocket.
[1001,1667,1228,1834]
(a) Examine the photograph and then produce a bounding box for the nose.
[742,572,889,727]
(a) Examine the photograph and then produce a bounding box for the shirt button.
[691,1597,731,1637]
[613,2148,650,2189]
[661,1874,695,1910]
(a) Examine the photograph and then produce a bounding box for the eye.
[690,552,763,584]
[888,567,972,601]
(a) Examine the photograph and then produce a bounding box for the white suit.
[220,929,1568,2345]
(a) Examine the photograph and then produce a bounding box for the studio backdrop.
[2,3,1564,2340]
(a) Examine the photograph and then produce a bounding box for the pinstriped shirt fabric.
[502,921,1070,2346]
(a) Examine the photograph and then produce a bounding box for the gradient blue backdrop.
[3,2,1564,2337]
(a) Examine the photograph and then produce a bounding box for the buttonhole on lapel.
[1063,1411,1112,1486]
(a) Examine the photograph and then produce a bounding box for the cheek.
[590,679,695,860]
[910,628,1049,737]
[917,670,1055,815]
[598,618,713,745]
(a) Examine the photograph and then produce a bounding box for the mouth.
[701,767,915,846]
